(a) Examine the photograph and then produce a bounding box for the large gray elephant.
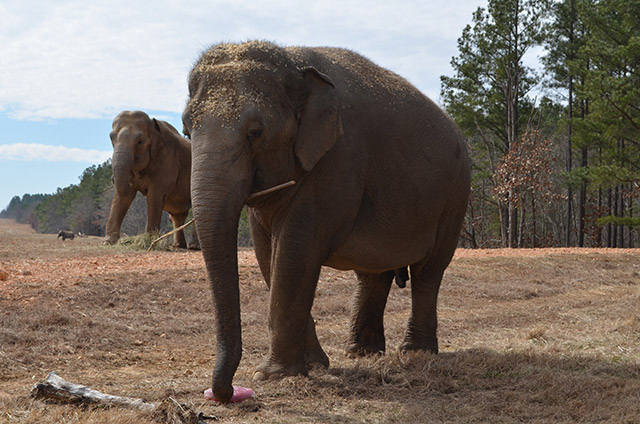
[183,41,470,402]
[104,111,198,249]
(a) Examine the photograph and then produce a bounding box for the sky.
[0,0,491,211]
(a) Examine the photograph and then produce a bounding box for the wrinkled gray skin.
[184,41,470,402]
[103,111,199,249]
[57,230,75,240]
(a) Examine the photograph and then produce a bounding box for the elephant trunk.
[191,134,252,403]
[111,146,134,198]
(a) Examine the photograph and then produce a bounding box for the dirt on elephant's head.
[187,41,298,128]
[194,41,290,69]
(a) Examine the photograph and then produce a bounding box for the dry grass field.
[1,218,639,423]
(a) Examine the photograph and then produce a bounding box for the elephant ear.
[151,118,164,158]
[295,68,343,172]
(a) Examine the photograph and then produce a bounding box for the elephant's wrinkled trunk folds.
[111,147,134,198]
[191,135,252,403]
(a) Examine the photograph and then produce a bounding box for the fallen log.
[30,372,214,423]
[30,371,155,410]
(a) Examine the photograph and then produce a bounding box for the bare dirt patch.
[1,218,639,423]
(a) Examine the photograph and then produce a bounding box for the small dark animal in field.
[57,230,75,241]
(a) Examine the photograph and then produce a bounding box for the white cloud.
[0,143,111,163]
[0,0,486,120]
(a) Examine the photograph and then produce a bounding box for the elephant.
[103,111,199,249]
[57,230,75,240]
[183,41,470,402]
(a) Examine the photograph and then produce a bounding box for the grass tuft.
[115,231,173,251]
[527,327,547,340]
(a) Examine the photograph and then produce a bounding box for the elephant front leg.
[169,211,188,249]
[249,216,328,374]
[104,190,136,245]
[304,314,329,368]
[144,190,165,235]
[346,270,394,356]
[253,243,324,381]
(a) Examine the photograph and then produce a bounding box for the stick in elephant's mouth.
[246,180,296,203]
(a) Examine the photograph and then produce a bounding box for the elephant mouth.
[244,180,296,207]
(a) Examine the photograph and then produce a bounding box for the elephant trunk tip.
[212,380,234,403]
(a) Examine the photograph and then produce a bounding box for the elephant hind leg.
[169,211,188,249]
[187,219,200,250]
[402,194,467,354]
[400,266,443,354]
[346,270,394,356]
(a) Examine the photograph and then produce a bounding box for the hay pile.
[116,231,173,251]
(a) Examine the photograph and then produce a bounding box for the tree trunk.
[518,201,526,248]
[510,205,518,248]
[499,201,508,248]
[578,147,587,247]
[629,188,635,248]
[597,186,602,247]
[566,77,574,247]
[617,185,624,248]
[468,200,478,248]
[608,188,614,248]
[531,195,537,248]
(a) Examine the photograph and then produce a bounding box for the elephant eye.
[247,129,263,143]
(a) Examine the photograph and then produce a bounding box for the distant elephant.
[103,111,199,249]
[57,230,75,240]
[183,41,470,402]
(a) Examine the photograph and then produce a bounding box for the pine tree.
[543,0,589,246]
[577,0,640,246]
[441,0,550,247]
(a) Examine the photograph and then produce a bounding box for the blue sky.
[0,0,491,211]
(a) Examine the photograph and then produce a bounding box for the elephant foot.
[345,328,385,357]
[172,242,187,250]
[305,345,329,369]
[400,337,438,354]
[345,341,385,358]
[187,242,201,251]
[252,358,308,382]
[102,237,118,245]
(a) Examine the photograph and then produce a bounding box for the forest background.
[2,0,639,249]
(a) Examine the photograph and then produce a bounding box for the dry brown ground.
[1,218,639,423]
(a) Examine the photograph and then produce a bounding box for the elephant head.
[109,111,164,198]
[183,42,342,402]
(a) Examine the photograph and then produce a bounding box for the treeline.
[0,160,171,238]
[442,0,639,248]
